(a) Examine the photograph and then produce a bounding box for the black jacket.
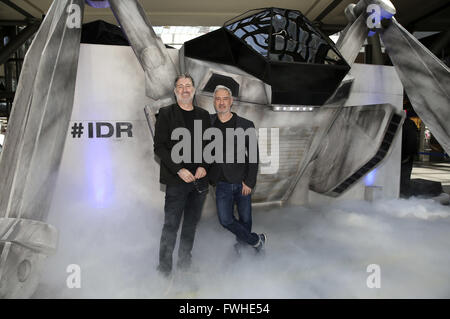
[154,103,211,185]
[209,113,259,189]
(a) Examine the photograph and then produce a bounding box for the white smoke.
[34,192,450,298]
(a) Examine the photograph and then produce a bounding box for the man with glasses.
[154,74,211,277]
[209,85,266,256]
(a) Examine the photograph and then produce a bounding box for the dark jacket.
[401,117,419,163]
[154,103,211,185]
[209,112,259,189]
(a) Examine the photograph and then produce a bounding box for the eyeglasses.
[193,180,208,194]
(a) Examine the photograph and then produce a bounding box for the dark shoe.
[177,258,192,272]
[253,233,266,253]
[157,265,171,278]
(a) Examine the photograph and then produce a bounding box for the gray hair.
[214,85,232,97]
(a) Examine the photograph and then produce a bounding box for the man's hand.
[242,182,252,196]
[194,167,207,179]
[177,168,196,183]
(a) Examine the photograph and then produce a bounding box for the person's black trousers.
[158,182,207,273]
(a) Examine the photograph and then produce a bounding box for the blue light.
[85,0,110,8]
[365,168,377,186]
[85,140,115,209]
[380,9,394,20]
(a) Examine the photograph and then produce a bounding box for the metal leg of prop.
[108,0,177,100]
[380,18,450,155]
[0,0,84,298]
[336,14,368,66]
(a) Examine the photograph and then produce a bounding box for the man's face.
[174,77,195,104]
[214,89,233,115]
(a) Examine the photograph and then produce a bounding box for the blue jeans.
[215,181,259,246]
[158,182,207,273]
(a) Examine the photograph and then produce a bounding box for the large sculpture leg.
[336,0,395,66]
[0,0,84,298]
[337,0,449,154]
[108,0,178,101]
[336,14,368,66]
[380,19,450,155]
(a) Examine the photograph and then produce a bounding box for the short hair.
[174,73,195,88]
[214,85,232,97]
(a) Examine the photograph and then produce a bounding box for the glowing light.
[86,140,115,209]
[365,168,377,186]
[85,0,110,8]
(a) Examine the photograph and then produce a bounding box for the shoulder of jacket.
[157,104,175,116]
[196,107,210,116]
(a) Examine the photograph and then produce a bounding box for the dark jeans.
[215,181,259,246]
[158,182,207,273]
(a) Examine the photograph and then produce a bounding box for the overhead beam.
[21,0,45,15]
[304,0,321,17]
[315,0,344,21]
[0,0,36,20]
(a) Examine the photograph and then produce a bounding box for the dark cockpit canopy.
[185,8,350,106]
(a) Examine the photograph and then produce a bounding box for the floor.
[34,161,450,298]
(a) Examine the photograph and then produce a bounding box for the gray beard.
[177,98,193,105]
[216,108,231,115]
[175,92,194,105]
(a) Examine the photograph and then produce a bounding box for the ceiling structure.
[0,0,448,32]
[0,0,448,120]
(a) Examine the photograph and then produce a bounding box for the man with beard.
[154,74,211,277]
